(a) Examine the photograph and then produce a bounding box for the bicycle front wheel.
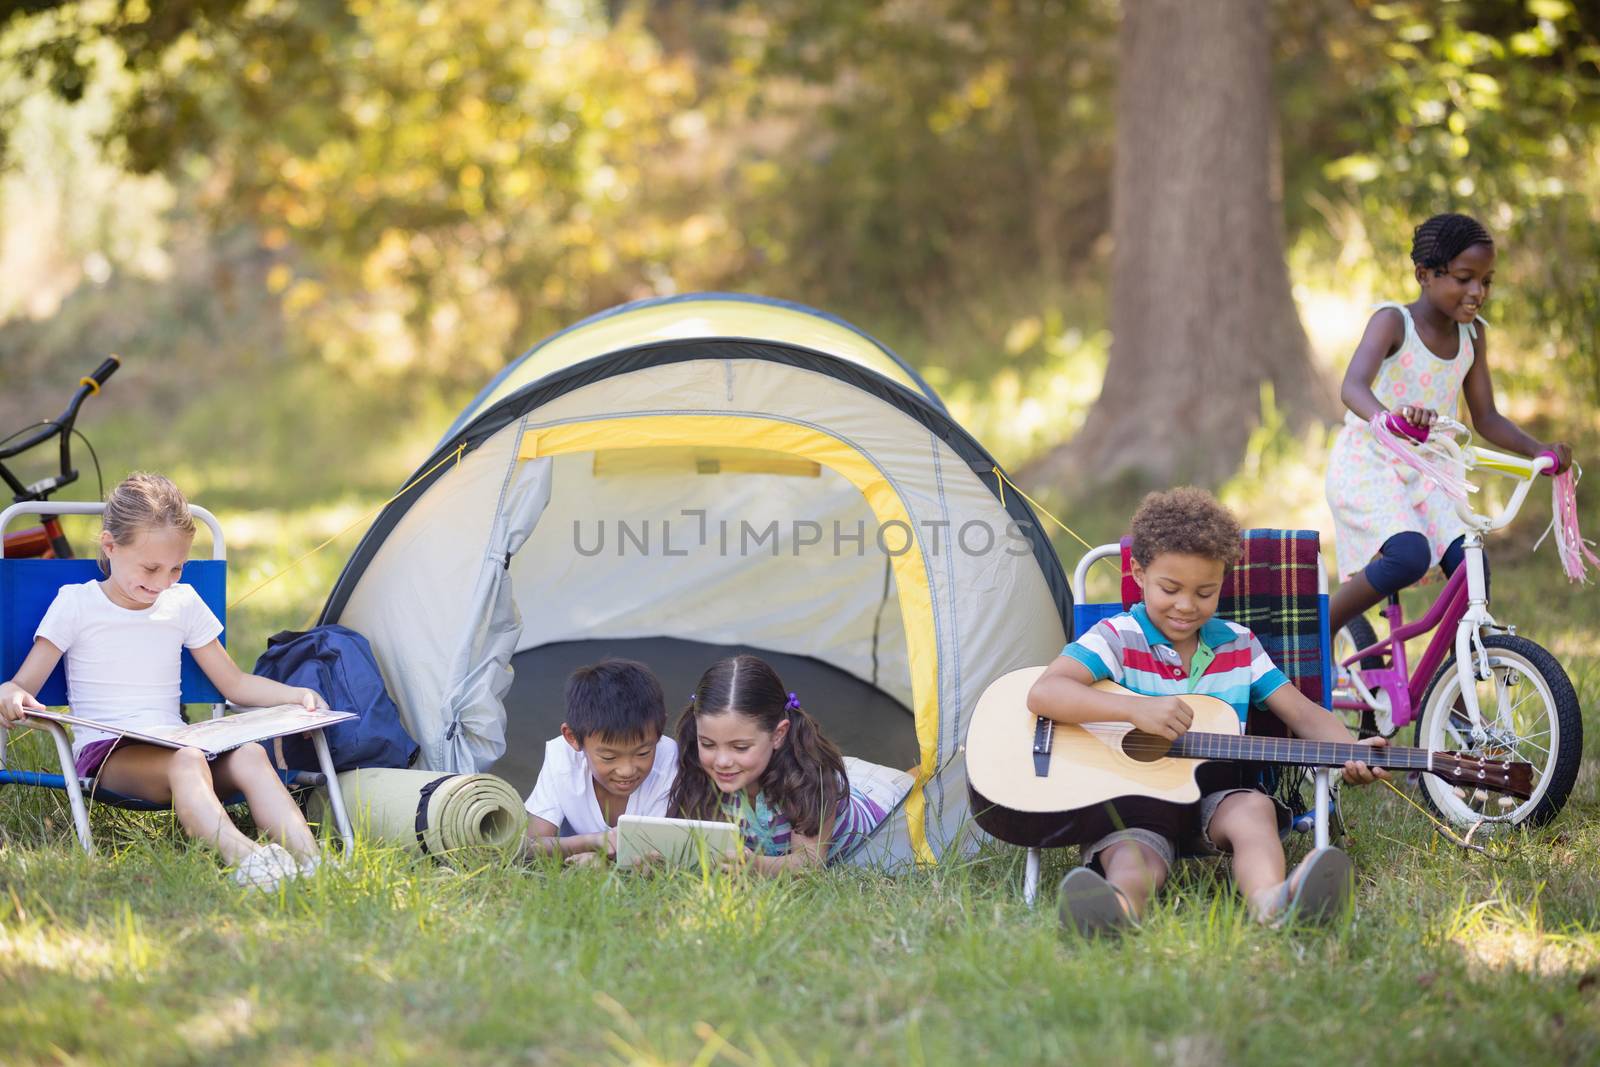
[1414,634,1582,829]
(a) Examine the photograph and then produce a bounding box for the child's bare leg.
[98,745,260,864]
[1097,839,1169,919]
[1205,791,1287,919]
[212,743,318,859]
[1328,572,1384,638]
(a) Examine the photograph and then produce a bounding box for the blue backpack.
[251,624,419,772]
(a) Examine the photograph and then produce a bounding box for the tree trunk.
[1026,0,1326,491]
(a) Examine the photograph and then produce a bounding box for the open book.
[24,705,356,756]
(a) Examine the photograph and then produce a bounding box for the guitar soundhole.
[1122,730,1173,763]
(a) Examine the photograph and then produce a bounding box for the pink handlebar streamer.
[1550,465,1599,584]
[1367,412,1471,502]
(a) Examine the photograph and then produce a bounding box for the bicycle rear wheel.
[1414,634,1582,829]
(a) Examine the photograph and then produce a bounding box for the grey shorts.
[1083,787,1292,870]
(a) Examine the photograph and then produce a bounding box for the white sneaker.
[298,852,323,878]
[231,843,301,891]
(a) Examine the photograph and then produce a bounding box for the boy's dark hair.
[564,659,667,745]
[1129,487,1242,568]
[1411,213,1493,271]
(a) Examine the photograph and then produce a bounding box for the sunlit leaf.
[1526,0,1572,21]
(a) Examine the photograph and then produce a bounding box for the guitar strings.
[1036,721,1523,788]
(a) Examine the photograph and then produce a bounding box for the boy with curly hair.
[1028,488,1389,933]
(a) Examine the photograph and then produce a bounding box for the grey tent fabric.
[326,295,1072,867]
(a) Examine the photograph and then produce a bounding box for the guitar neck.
[1168,731,1432,772]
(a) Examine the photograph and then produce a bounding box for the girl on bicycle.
[1325,212,1572,637]
[0,473,326,890]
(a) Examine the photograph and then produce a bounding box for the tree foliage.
[1280,0,1600,395]
[3,0,1599,401]
[717,0,1117,319]
[3,0,745,387]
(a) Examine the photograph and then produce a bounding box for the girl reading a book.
[0,473,326,890]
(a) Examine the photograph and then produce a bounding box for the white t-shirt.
[34,580,224,756]
[523,734,678,835]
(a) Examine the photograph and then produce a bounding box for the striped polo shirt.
[1062,604,1289,723]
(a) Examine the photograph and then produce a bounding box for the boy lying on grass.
[522,658,677,864]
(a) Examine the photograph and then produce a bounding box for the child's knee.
[1209,791,1279,844]
[1364,532,1431,595]
[1100,838,1171,884]
[167,746,212,785]
[229,742,272,771]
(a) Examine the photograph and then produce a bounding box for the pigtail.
[761,701,846,839]
[668,697,725,823]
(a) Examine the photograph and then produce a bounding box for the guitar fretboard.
[1164,731,1433,771]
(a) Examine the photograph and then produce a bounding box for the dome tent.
[319,293,1071,866]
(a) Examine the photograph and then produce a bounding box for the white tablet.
[614,814,742,868]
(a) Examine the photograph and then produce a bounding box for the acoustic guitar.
[965,666,1534,847]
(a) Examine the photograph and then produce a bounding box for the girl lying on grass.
[669,655,884,874]
[0,473,327,891]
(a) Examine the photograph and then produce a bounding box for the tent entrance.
[488,637,916,794]
[515,414,943,862]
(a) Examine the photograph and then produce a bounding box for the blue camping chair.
[0,502,354,855]
[1022,529,1339,905]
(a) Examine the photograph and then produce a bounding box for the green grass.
[3,339,1599,1065]
[2,497,1597,1065]
[1,781,1597,1065]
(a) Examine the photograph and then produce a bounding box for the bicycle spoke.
[1493,682,1543,733]
[1510,735,1552,763]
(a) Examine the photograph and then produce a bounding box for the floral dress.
[1325,302,1477,581]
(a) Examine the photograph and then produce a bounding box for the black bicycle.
[0,356,120,558]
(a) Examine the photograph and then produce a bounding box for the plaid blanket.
[1118,529,1329,736]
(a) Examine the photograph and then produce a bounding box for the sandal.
[1255,847,1353,926]
[1057,867,1134,937]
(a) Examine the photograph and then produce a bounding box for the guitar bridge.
[1032,716,1053,777]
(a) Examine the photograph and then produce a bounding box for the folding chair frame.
[0,501,354,855]
[1020,541,1333,906]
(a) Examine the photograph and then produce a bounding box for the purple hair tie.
[784,691,801,712]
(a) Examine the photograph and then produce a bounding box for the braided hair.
[1411,213,1493,272]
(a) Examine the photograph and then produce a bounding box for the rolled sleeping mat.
[309,767,527,864]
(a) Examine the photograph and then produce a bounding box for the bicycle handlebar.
[1405,416,1553,532]
[0,356,120,502]
[88,355,120,387]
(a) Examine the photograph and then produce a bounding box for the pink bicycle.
[1333,415,1583,831]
